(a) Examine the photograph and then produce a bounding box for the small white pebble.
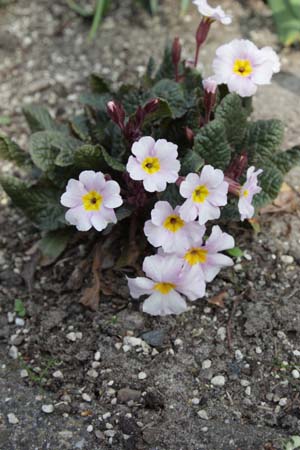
[234,263,243,272]
[293,350,300,357]
[104,430,116,438]
[279,398,288,407]
[217,327,226,341]
[240,379,250,387]
[211,375,225,387]
[92,361,100,369]
[87,425,93,433]
[102,412,111,420]
[138,372,147,380]
[292,369,300,379]
[115,342,122,351]
[197,410,209,420]
[82,393,92,402]
[245,386,251,396]
[87,369,98,378]
[106,423,113,430]
[235,350,243,361]
[201,427,208,432]
[7,413,19,424]
[8,346,18,360]
[20,369,28,378]
[7,312,15,323]
[107,380,114,386]
[76,332,83,340]
[66,332,77,342]
[202,359,211,369]
[42,404,54,414]
[255,347,262,354]
[53,370,63,379]
[94,351,101,361]
[15,318,25,327]
[192,398,200,405]
[174,338,183,346]
[122,345,131,353]
[280,255,294,264]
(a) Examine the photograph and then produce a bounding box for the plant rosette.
[1,0,300,316]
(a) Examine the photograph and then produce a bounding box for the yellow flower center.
[184,248,208,265]
[142,157,160,174]
[163,214,185,233]
[233,59,253,77]
[242,189,249,198]
[192,185,209,203]
[154,282,176,295]
[82,190,103,211]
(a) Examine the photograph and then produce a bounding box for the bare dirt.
[1,1,300,449]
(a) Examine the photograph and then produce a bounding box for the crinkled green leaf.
[271,146,300,174]
[215,93,248,147]
[39,229,73,260]
[23,105,61,133]
[0,133,29,166]
[245,119,284,163]
[151,79,188,119]
[181,149,204,175]
[69,115,91,142]
[73,144,105,170]
[79,92,111,112]
[29,131,82,170]
[102,148,125,171]
[193,120,232,169]
[0,175,65,230]
[155,45,174,81]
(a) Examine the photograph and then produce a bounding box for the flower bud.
[172,37,181,67]
[107,100,125,129]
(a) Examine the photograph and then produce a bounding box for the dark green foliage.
[0,44,299,241]
[193,120,232,170]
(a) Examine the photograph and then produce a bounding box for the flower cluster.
[61,135,262,315]
[58,0,276,316]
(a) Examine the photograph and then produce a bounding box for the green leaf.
[253,166,283,208]
[79,92,111,114]
[151,79,188,118]
[115,205,135,221]
[271,146,300,173]
[142,98,173,124]
[227,247,244,258]
[0,133,29,166]
[69,115,91,141]
[14,299,26,318]
[90,74,110,94]
[23,105,60,133]
[181,149,204,175]
[160,183,182,207]
[215,93,248,147]
[245,119,284,163]
[102,148,125,171]
[29,131,82,170]
[268,0,300,46]
[74,144,104,170]
[0,175,66,230]
[155,45,174,81]
[193,120,232,170]
[39,229,72,260]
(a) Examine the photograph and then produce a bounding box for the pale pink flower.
[203,76,218,94]
[60,170,122,232]
[212,39,280,97]
[127,254,205,316]
[179,165,228,225]
[193,0,232,24]
[179,225,235,282]
[238,166,263,221]
[126,136,180,192]
[144,201,205,254]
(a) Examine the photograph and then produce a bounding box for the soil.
[1,1,300,449]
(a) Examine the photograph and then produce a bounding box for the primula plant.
[1,0,300,315]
